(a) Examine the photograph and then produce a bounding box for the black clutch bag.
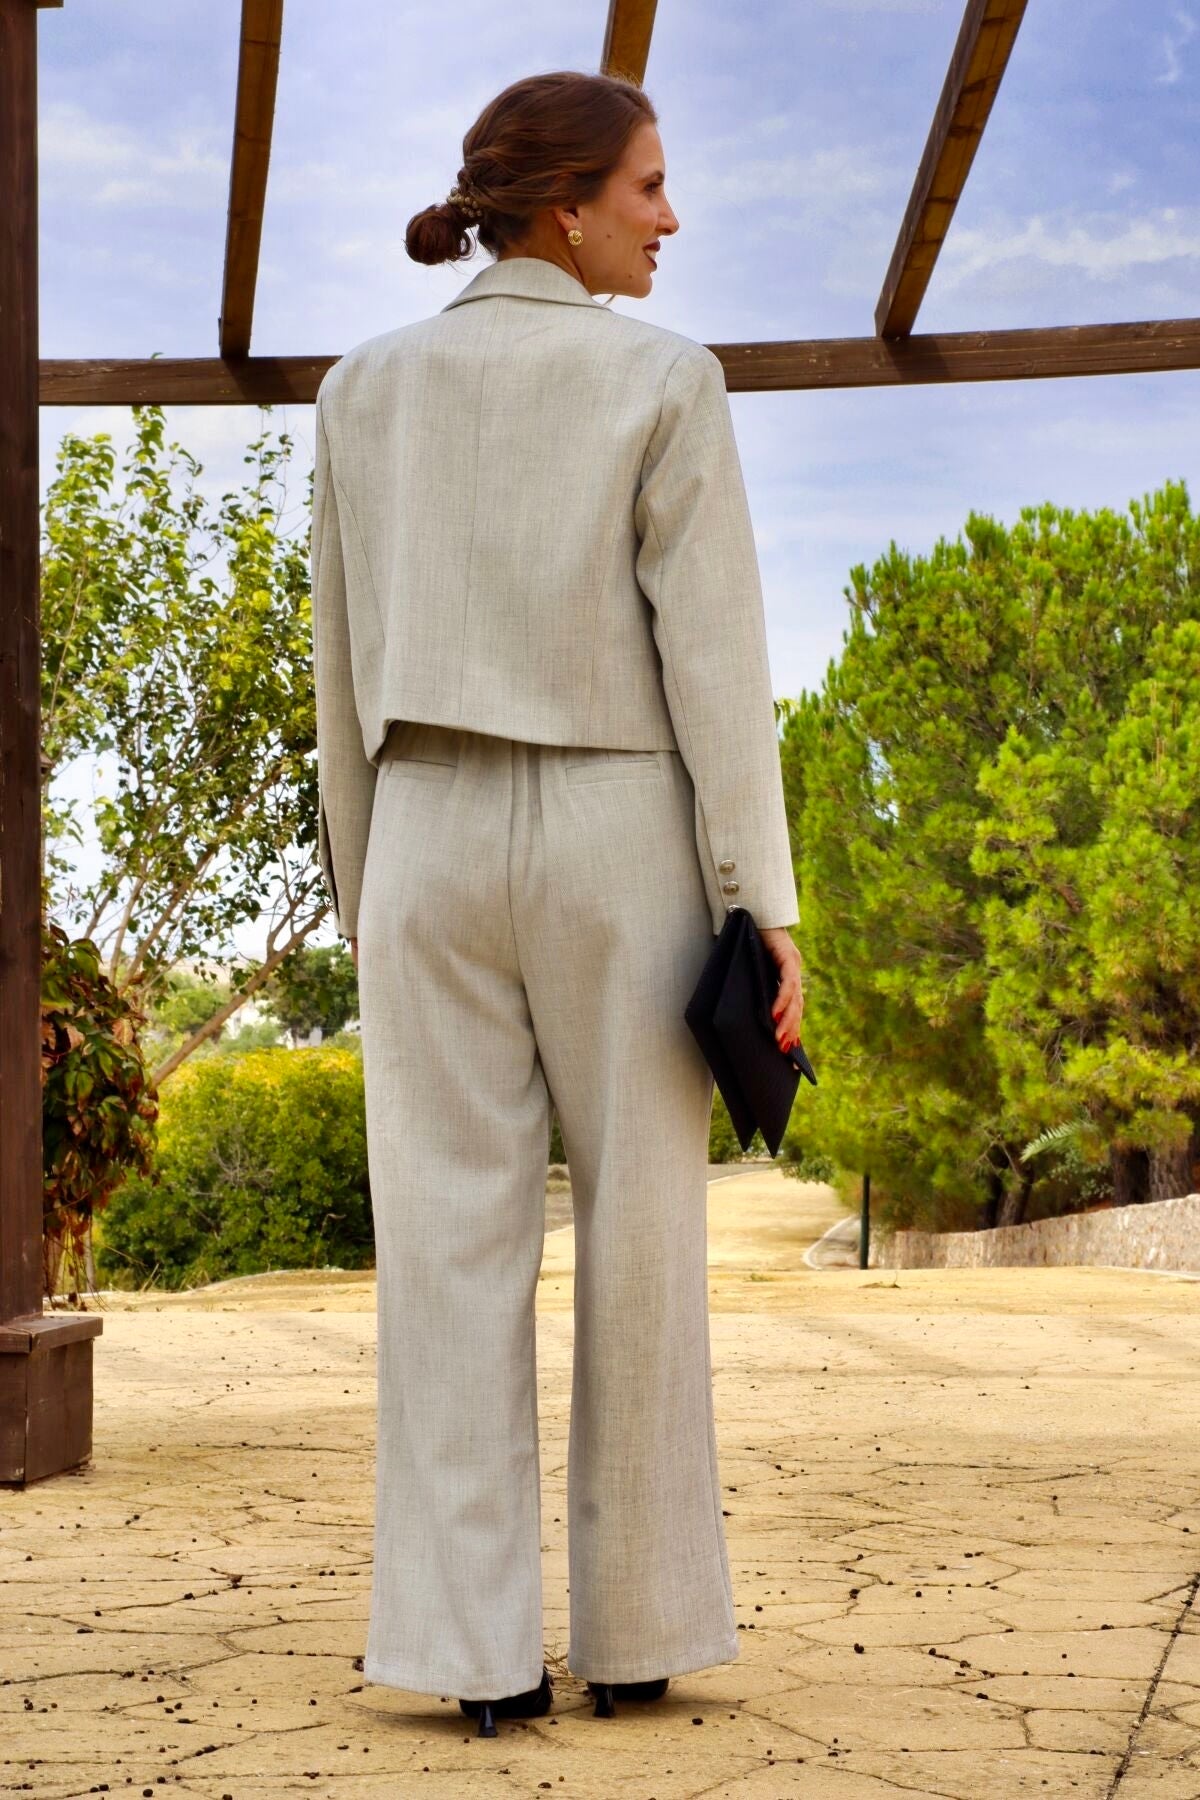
[684,904,817,1157]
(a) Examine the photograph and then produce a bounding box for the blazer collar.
[441,255,608,312]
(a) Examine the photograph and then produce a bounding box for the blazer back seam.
[457,302,503,720]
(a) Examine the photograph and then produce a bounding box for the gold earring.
[567,227,583,246]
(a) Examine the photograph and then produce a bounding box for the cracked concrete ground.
[2,1168,1199,1799]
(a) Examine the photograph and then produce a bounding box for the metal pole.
[859,1171,871,1268]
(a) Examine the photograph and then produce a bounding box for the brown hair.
[405,69,657,266]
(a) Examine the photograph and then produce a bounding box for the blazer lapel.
[440,255,608,312]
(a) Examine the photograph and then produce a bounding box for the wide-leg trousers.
[355,719,739,1701]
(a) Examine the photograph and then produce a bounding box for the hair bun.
[405,197,475,265]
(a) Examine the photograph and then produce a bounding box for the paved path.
[3,1168,1199,1797]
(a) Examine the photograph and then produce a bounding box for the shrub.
[96,1044,370,1289]
[781,1148,837,1184]
[708,1086,767,1162]
[41,923,158,1299]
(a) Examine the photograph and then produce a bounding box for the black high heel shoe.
[587,1675,670,1717]
[458,1664,553,1737]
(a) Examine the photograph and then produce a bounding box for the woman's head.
[406,70,679,301]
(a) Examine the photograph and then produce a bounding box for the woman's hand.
[350,938,359,974]
[759,924,804,1051]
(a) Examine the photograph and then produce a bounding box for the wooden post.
[0,0,100,1489]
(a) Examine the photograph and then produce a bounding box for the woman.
[310,68,805,1736]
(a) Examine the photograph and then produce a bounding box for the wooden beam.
[42,356,332,405]
[710,317,1200,390]
[876,0,1028,339]
[38,317,1200,405]
[218,0,283,359]
[600,0,658,85]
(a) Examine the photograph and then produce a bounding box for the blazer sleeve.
[311,386,378,940]
[634,345,800,935]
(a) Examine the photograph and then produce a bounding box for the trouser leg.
[357,724,549,1700]
[512,741,740,1683]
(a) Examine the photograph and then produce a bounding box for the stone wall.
[870,1192,1200,1273]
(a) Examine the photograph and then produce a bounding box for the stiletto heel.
[586,1674,669,1713]
[592,1681,616,1718]
[458,1664,553,1735]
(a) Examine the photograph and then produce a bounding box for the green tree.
[150,967,236,1045]
[262,943,359,1045]
[40,404,328,1085]
[975,601,1200,1202]
[1084,616,1200,1196]
[789,479,1200,1231]
[783,513,1021,1232]
[140,965,285,1062]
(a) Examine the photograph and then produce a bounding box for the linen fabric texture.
[357,721,740,1695]
[310,253,799,941]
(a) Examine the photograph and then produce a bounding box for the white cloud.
[1156,5,1196,83]
[939,207,1200,285]
[39,101,225,207]
[40,102,130,170]
[670,142,891,229]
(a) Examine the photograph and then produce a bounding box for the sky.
[34,0,1200,954]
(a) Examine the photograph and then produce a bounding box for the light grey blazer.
[311,253,799,939]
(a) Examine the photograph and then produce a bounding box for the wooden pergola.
[2,0,1196,1483]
